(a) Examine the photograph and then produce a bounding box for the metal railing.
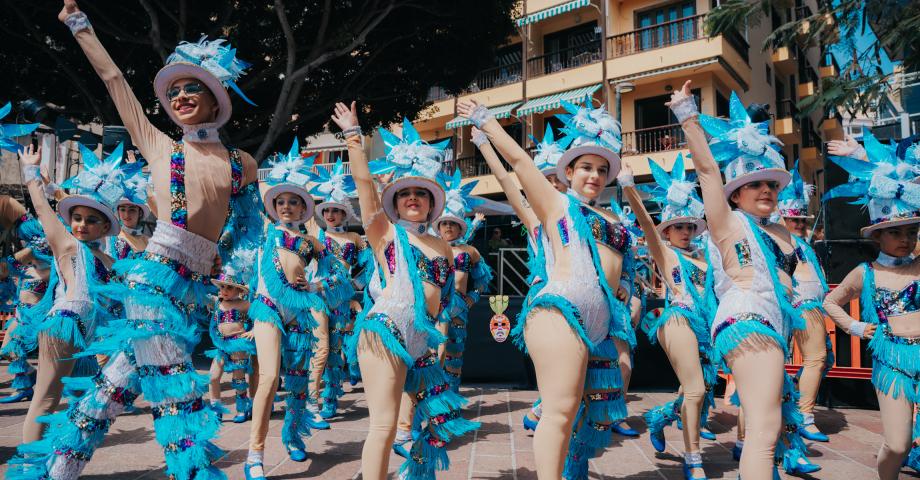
[776,98,800,119]
[722,27,750,63]
[526,40,602,78]
[492,248,532,296]
[620,124,686,156]
[426,86,450,102]
[469,64,523,91]
[607,14,704,58]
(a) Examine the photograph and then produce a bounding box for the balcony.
[526,40,602,79]
[797,58,819,98]
[819,54,838,78]
[771,46,797,75]
[774,99,801,141]
[469,64,523,92]
[620,124,686,157]
[608,14,704,59]
[800,130,822,167]
[821,108,844,136]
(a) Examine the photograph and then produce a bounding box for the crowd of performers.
[0,2,918,480]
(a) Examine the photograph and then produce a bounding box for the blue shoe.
[682,463,707,480]
[699,428,717,441]
[612,421,640,437]
[393,438,411,459]
[522,414,539,432]
[732,444,742,461]
[0,388,32,404]
[244,462,266,480]
[320,401,337,419]
[233,411,251,423]
[784,454,821,474]
[306,406,330,430]
[650,429,666,453]
[798,424,829,442]
[287,447,308,462]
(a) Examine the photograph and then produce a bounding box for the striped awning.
[515,83,602,116]
[445,102,521,129]
[516,0,591,27]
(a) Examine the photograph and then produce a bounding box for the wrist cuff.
[65,11,92,35]
[22,165,41,185]
[669,95,699,123]
[342,126,362,138]
[469,105,493,128]
[849,321,868,338]
[617,173,635,187]
[471,130,489,147]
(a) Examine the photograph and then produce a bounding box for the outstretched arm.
[331,101,387,246]
[458,100,562,222]
[823,266,876,339]
[618,166,675,292]
[668,80,736,243]
[19,145,76,258]
[60,0,168,163]
[471,127,539,230]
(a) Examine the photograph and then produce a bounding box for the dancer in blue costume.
[106,159,151,261]
[620,154,717,479]
[458,96,630,480]
[823,132,920,480]
[777,160,834,443]
[308,160,366,419]
[674,81,817,479]
[207,247,258,424]
[10,2,263,478]
[470,126,565,433]
[243,140,350,479]
[332,101,478,480]
[8,142,126,458]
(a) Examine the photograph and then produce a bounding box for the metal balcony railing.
[426,86,450,102]
[607,14,704,58]
[469,64,523,91]
[526,40,602,78]
[620,124,686,156]
[776,98,800,119]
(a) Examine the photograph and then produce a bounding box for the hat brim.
[860,216,920,238]
[723,168,792,199]
[434,214,468,238]
[556,146,621,186]
[381,177,445,225]
[780,213,814,220]
[263,184,315,223]
[154,63,232,129]
[57,195,120,237]
[656,217,708,238]
[210,278,250,293]
[117,198,151,220]
[316,201,354,222]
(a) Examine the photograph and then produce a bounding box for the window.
[636,1,697,50]
[716,90,730,118]
[540,23,600,74]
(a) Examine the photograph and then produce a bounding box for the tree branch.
[138,0,168,62]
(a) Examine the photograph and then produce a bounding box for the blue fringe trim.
[394,225,448,351]
[249,299,284,332]
[11,371,35,390]
[218,182,264,263]
[776,372,809,466]
[712,320,787,372]
[514,293,594,354]
[644,398,682,435]
[868,324,920,403]
[281,376,312,451]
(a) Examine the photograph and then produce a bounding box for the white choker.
[397,219,429,236]
[327,225,347,233]
[182,123,221,143]
[83,240,103,251]
[569,191,596,206]
[123,226,145,237]
[740,210,777,226]
[876,252,915,268]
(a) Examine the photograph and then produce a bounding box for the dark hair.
[69,204,111,225]
[746,103,771,123]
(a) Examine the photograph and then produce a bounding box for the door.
[636,1,696,51]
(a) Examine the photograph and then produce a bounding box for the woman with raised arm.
[9,144,124,452]
[822,133,920,480]
[307,162,366,419]
[777,161,834,443]
[670,81,817,479]
[333,102,478,480]
[14,1,263,478]
[458,97,631,479]
[620,155,717,479]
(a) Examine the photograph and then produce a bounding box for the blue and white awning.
[516,0,591,27]
[515,83,602,116]
[445,102,521,130]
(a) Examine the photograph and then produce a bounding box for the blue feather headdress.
[261,138,317,223]
[823,132,920,237]
[530,126,573,175]
[638,153,706,236]
[117,162,151,219]
[58,143,131,237]
[777,160,814,218]
[211,246,258,292]
[0,102,39,153]
[310,159,357,220]
[434,169,485,237]
[370,118,448,223]
[699,92,790,198]
[554,95,622,186]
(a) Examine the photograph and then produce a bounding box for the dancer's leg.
[23,334,76,442]
[614,338,632,395]
[793,309,827,422]
[658,318,706,454]
[248,322,281,459]
[208,357,224,404]
[309,311,329,404]
[725,336,784,480]
[357,332,408,480]
[524,309,588,479]
[876,387,913,480]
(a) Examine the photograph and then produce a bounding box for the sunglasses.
[166,82,205,101]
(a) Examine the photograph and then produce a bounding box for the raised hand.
[58,0,80,23]
[331,101,359,131]
[827,135,863,158]
[474,212,485,222]
[665,80,692,107]
[18,144,41,167]
[456,99,481,119]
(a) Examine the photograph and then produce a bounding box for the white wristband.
[617,172,635,187]
[848,321,869,338]
[471,130,489,148]
[65,11,92,35]
[43,182,60,199]
[853,145,867,161]
[22,165,41,185]
[468,105,493,128]
[669,95,699,123]
[342,126,362,138]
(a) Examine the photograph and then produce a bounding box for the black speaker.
[822,153,870,241]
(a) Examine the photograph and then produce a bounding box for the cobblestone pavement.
[0,375,913,479]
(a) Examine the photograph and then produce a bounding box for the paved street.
[0,370,913,479]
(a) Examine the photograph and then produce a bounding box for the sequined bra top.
[274,229,315,263]
[323,235,357,266]
[672,258,706,290]
[454,252,472,273]
[214,307,250,326]
[873,280,920,320]
[384,241,451,290]
[557,206,631,256]
[756,228,797,277]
